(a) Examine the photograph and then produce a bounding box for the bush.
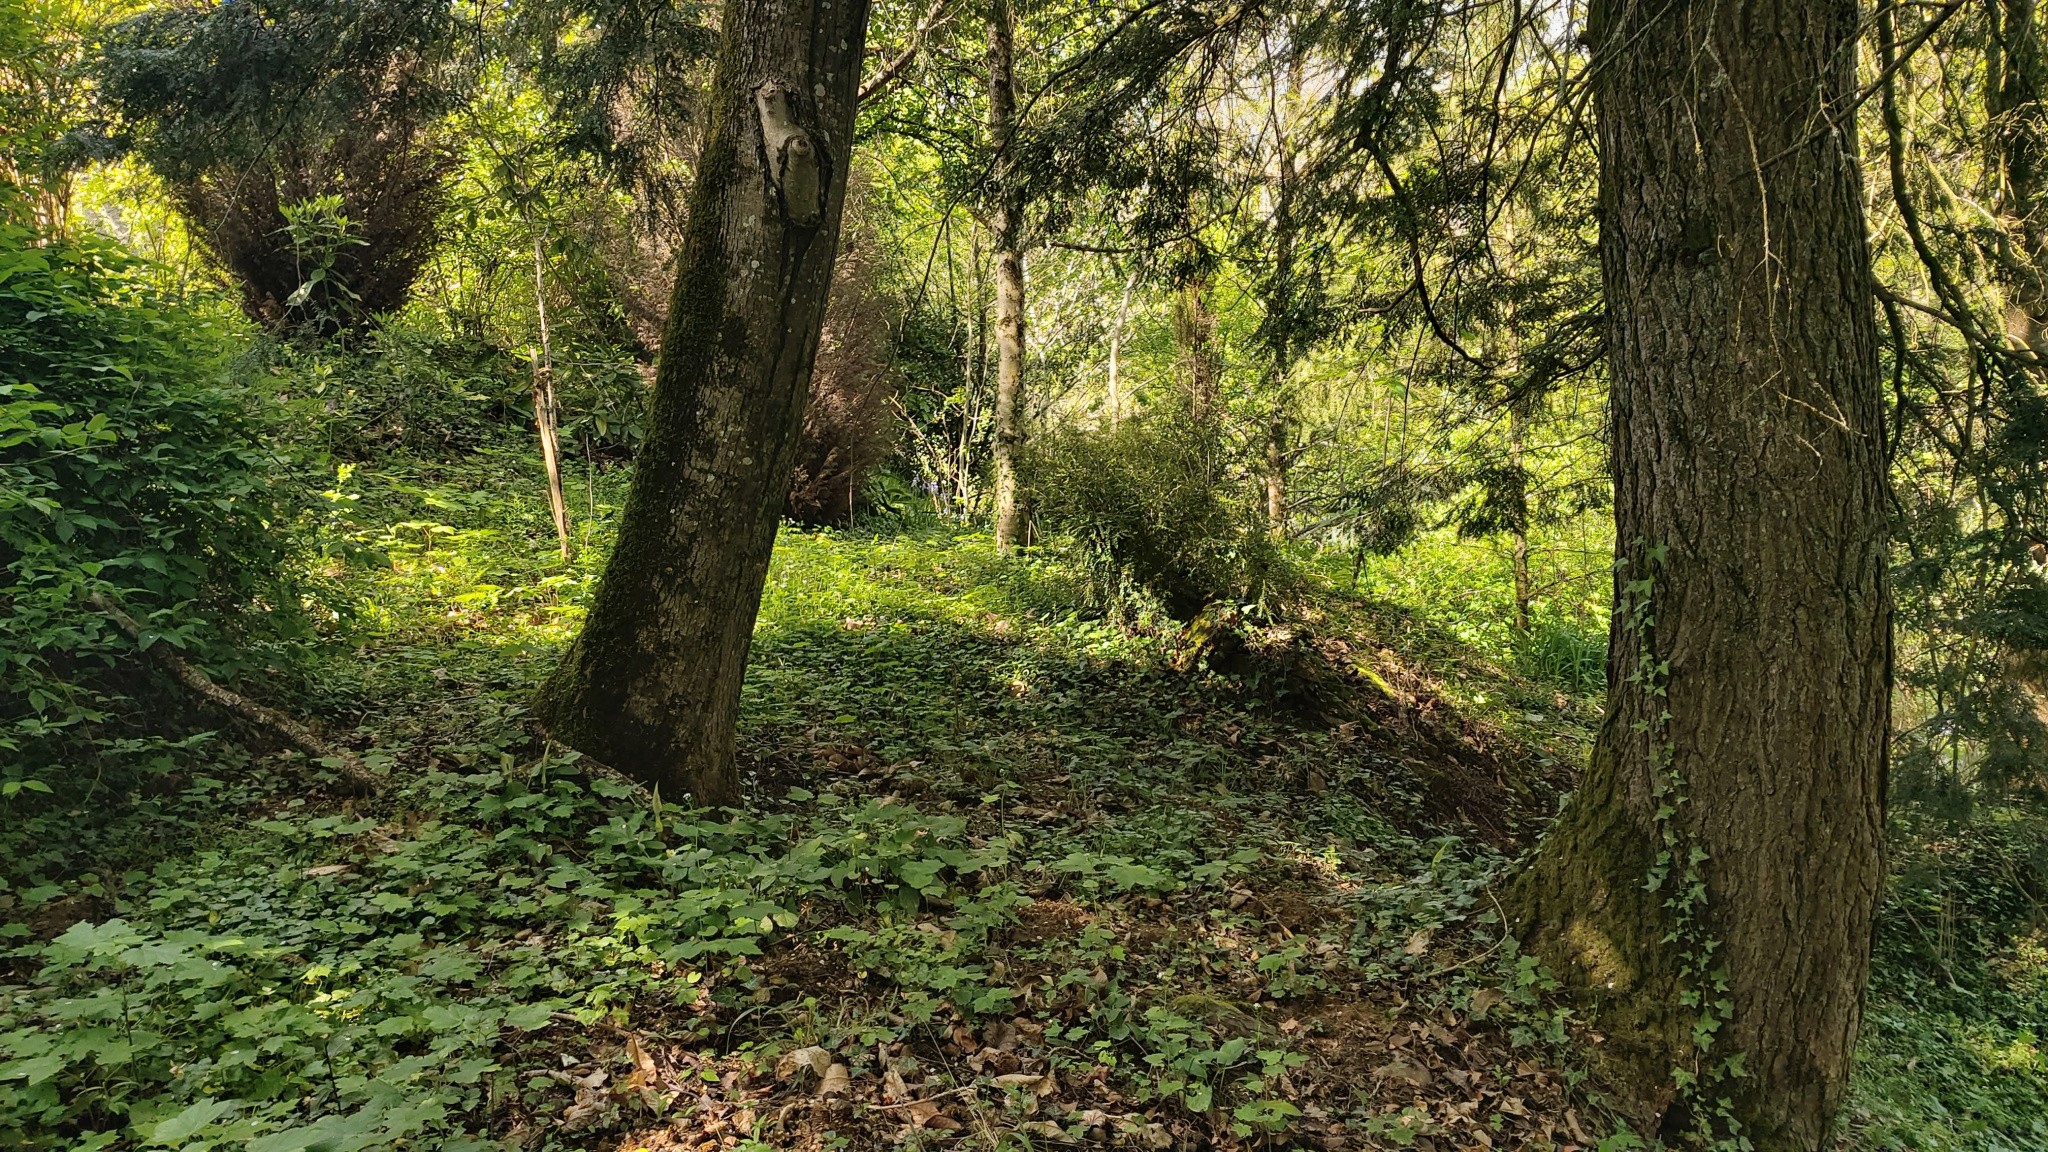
[0,213,297,785]
[1025,411,1292,620]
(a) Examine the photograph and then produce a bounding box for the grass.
[3,442,2045,1151]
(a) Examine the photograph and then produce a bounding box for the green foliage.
[0,219,294,779]
[0,0,104,208]
[97,0,461,329]
[1845,812,2048,1148]
[0,747,1031,1150]
[1026,412,1292,621]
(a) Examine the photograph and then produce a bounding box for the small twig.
[87,591,383,792]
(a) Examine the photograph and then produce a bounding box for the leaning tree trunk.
[1510,2,1889,1148]
[534,0,870,807]
[988,0,1027,553]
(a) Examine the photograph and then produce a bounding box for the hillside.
[5,449,2040,1151]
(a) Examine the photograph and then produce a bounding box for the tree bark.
[988,0,1027,553]
[1510,2,1890,1147]
[533,0,870,807]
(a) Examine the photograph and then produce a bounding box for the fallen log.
[87,592,383,792]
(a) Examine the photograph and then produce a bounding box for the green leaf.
[142,1098,235,1146]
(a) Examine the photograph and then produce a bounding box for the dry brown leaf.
[1404,929,1433,956]
[1129,1122,1173,1149]
[301,864,352,877]
[1375,1058,1433,1088]
[775,1045,833,1083]
[991,1072,1054,1097]
[818,1063,851,1097]
[625,1034,658,1091]
[627,1035,656,1074]
[1468,988,1507,1018]
[902,1099,963,1131]
[883,1067,910,1102]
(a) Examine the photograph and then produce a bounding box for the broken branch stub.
[755,80,823,227]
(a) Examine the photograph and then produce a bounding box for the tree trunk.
[532,232,572,561]
[988,0,1027,553]
[1508,406,1529,634]
[533,0,871,807]
[1261,70,1296,533]
[1990,0,2048,351]
[1108,269,1134,429]
[1175,275,1220,424]
[1510,2,1889,1147]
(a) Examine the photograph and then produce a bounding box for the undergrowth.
[1,445,2043,1150]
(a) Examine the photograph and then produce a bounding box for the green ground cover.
[3,445,2044,1151]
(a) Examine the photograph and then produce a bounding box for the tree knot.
[755,80,823,228]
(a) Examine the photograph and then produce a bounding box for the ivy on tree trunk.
[1511,1,1890,1146]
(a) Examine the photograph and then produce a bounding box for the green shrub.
[1024,412,1292,620]
[1848,809,2048,1146]
[267,316,647,460]
[0,213,296,786]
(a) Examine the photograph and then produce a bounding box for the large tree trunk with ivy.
[988,0,1027,553]
[534,0,870,807]
[1509,2,1889,1147]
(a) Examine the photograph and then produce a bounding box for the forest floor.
[4,446,2044,1152]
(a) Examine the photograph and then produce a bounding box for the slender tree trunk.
[532,231,572,561]
[534,0,871,807]
[1990,0,2048,351]
[1510,2,1889,1147]
[1508,406,1530,634]
[1107,268,1133,429]
[957,233,989,520]
[1175,276,1220,424]
[988,0,1027,552]
[1262,67,1296,533]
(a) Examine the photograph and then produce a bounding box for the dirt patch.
[1008,898,1093,944]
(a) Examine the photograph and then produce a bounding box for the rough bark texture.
[1510,2,1890,1147]
[988,0,1027,552]
[534,0,871,807]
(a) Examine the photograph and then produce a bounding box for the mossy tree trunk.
[534,0,871,807]
[1511,1,1890,1147]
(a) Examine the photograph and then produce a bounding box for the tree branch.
[88,592,383,792]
